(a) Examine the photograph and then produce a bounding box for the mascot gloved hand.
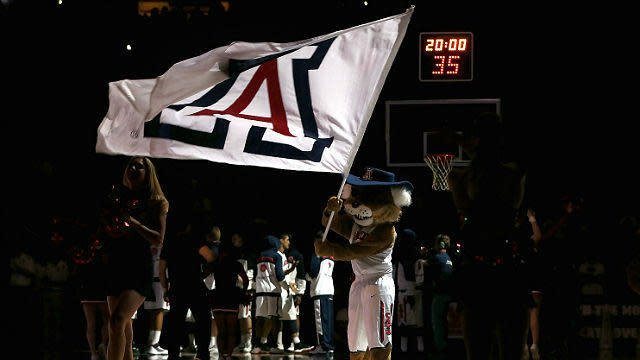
[315,167,412,360]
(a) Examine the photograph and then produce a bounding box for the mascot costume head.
[342,167,413,226]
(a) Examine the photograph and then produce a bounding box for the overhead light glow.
[58,0,62,4]
[363,1,368,5]
[126,44,132,51]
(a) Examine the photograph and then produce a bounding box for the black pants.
[166,289,212,360]
[431,292,453,353]
[458,262,530,360]
[313,295,335,351]
[282,319,296,349]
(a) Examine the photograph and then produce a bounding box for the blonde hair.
[123,156,169,213]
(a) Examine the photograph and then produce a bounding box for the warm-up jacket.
[254,235,285,294]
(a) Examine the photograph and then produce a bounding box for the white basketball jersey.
[236,259,254,290]
[396,263,415,294]
[282,252,295,285]
[349,224,394,278]
[310,257,334,297]
[255,256,281,294]
[150,245,162,277]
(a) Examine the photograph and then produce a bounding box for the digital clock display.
[419,32,473,81]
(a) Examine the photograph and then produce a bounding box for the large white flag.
[97,7,413,174]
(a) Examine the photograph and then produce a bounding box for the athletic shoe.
[293,342,315,353]
[147,344,169,355]
[327,350,334,358]
[308,346,327,355]
[270,347,285,354]
[208,344,219,354]
[251,344,272,354]
[233,342,252,354]
[285,344,295,354]
[180,345,197,354]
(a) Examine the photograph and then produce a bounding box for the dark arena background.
[3,1,639,359]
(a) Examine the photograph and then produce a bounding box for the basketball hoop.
[424,154,455,191]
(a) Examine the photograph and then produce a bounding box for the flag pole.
[320,6,413,243]
[321,174,348,242]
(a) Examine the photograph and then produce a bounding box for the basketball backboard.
[385,98,501,167]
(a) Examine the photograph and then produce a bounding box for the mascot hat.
[346,167,413,192]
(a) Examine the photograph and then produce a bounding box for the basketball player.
[143,243,169,355]
[252,235,286,354]
[284,234,312,353]
[228,231,255,354]
[272,233,298,353]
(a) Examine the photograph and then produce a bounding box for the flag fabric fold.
[97,6,413,174]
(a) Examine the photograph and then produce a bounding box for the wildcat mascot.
[315,167,413,360]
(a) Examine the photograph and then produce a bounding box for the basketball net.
[424,154,455,191]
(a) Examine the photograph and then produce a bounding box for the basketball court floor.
[64,339,469,360]
[66,351,343,360]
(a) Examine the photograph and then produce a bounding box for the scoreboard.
[419,32,473,82]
